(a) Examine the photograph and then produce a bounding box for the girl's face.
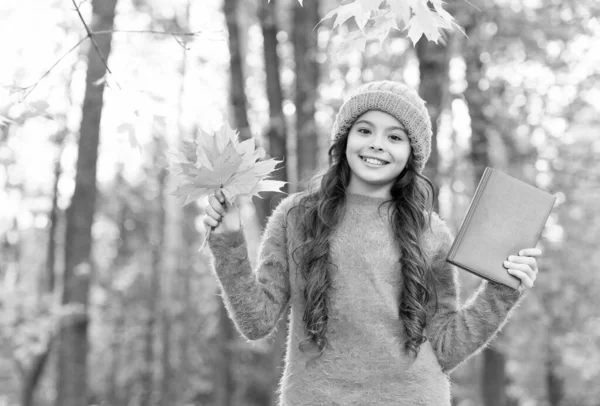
[345,110,411,198]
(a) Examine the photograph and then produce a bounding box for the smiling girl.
[203,80,540,405]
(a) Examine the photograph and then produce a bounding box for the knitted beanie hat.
[331,80,432,173]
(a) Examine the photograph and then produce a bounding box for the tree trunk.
[20,338,53,406]
[461,12,510,406]
[415,37,450,206]
[224,0,252,142]
[481,347,507,406]
[107,172,127,406]
[293,0,320,188]
[258,1,289,404]
[141,124,168,406]
[257,0,289,226]
[463,13,489,182]
[44,145,63,293]
[56,0,118,404]
[218,0,248,404]
[179,201,198,396]
[546,354,564,405]
[162,7,191,397]
[21,138,65,406]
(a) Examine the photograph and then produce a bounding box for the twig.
[93,29,206,36]
[93,28,226,49]
[8,9,222,99]
[13,36,87,100]
[71,0,121,90]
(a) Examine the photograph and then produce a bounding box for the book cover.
[446,167,557,290]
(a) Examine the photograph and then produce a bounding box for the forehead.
[354,110,404,128]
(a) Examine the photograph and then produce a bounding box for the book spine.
[447,167,493,260]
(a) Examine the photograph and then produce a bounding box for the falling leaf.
[128,132,141,153]
[92,74,107,87]
[29,100,49,112]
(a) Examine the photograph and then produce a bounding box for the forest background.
[1,0,599,405]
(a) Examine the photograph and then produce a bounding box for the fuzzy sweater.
[207,192,523,406]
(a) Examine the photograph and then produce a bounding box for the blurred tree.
[55,0,118,404]
[20,129,67,406]
[219,0,249,404]
[294,0,320,188]
[415,34,449,206]
[162,6,192,404]
[460,8,510,406]
[105,165,129,406]
[257,0,290,404]
[140,121,167,406]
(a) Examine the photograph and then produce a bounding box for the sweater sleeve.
[206,194,295,341]
[425,213,524,374]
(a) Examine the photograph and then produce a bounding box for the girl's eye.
[389,134,404,141]
[358,128,371,135]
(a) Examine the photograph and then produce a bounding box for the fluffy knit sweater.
[207,192,523,406]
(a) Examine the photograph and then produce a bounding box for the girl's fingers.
[215,189,226,205]
[504,261,537,281]
[507,255,538,272]
[507,268,534,289]
[205,205,222,223]
[208,194,227,216]
[518,248,542,257]
[204,215,220,228]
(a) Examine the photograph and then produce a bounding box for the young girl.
[203,81,541,405]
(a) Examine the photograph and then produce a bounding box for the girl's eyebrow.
[355,119,406,132]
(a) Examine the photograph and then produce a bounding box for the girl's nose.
[369,144,383,151]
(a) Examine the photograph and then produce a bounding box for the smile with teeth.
[361,156,389,166]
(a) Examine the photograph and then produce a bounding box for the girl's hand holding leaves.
[203,189,241,235]
[167,123,286,250]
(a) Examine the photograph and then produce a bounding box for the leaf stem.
[199,226,213,252]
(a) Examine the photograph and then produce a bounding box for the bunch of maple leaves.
[275,0,462,49]
[168,124,286,250]
[168,124,286,207]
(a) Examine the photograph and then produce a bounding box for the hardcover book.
[446,167,557,290]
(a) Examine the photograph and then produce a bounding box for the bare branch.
[10,36,87,100]
[93,29,206,37]
[71,0,121,90]
[6,6,223,100]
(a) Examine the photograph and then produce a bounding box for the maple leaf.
[358,0,383,13]
[320,1,370,32]
[405,0,442,44]
[364,11,401,46]
[387,0,412,25]
[167,123,287,250]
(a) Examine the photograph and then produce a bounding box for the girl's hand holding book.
[503,248,542,293]
[203,188,241,234]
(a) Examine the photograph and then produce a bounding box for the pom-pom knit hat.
[331,80,432,173]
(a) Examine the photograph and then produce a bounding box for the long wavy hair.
[290,128,438,360]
